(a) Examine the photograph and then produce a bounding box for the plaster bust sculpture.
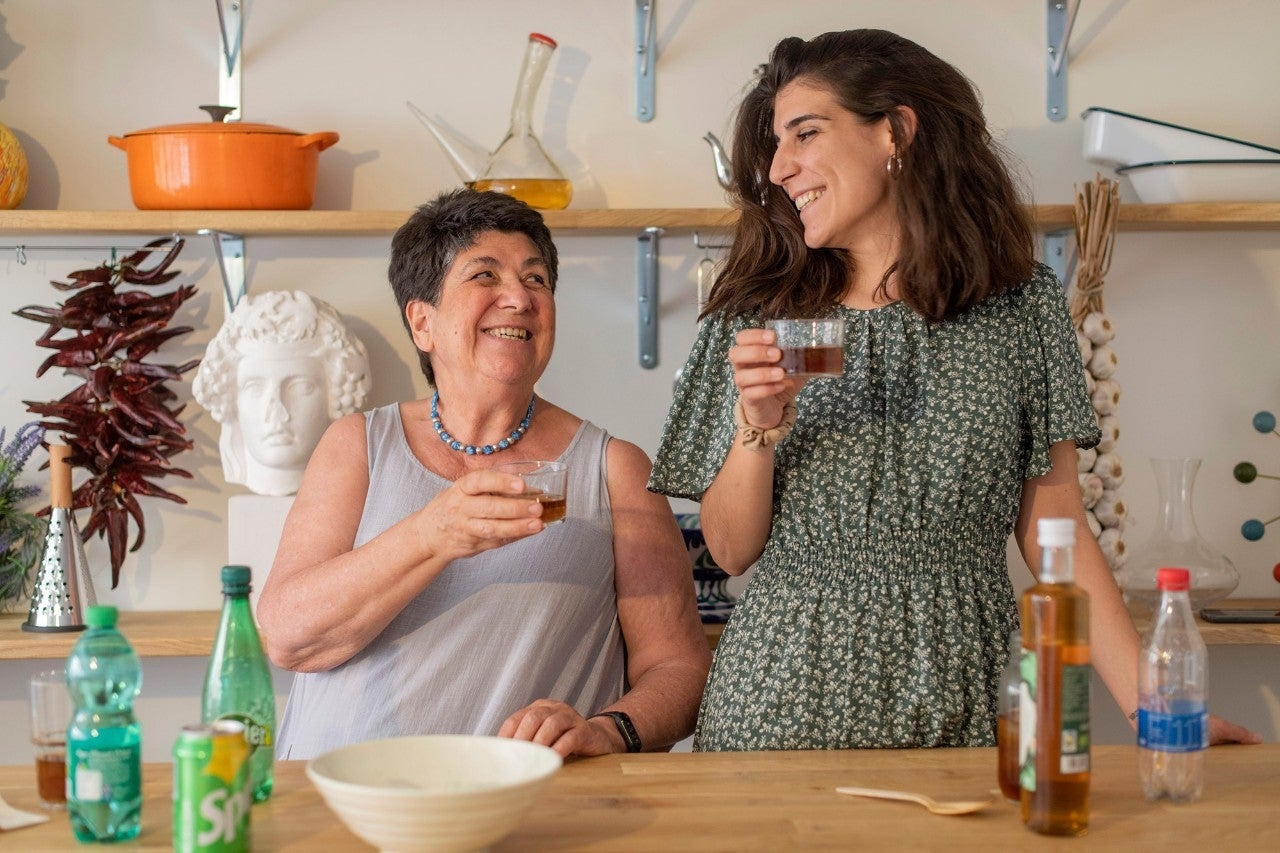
[193,290,371,496]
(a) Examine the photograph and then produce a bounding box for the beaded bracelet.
[733,397,798,451]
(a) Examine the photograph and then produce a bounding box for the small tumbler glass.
[29,669,69,809]
[765,318,845,378]
[494,460,569,525]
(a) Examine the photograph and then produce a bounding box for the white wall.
[1,1,1278,763]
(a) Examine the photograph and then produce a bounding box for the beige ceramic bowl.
[306,735,562,853]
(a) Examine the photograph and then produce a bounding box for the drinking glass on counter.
[765,318,845,378]
[29,670,69,809]
[495,460,568,525]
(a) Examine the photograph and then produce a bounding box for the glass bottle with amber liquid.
[1019,517,1090,836]
[469,32,573,210]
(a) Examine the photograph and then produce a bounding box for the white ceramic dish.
[1114,159,1280,204]
[306,735,562,853]
[1082,107,1280,168]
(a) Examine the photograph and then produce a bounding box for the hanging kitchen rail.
[635,1,657,121]
[692,231,732,251]
[1046,0,1080,122]
[1,242,181,266]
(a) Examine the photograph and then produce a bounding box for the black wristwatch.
[590,711,642,753]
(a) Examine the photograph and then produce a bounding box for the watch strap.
[590,711,642,753]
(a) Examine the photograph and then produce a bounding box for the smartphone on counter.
[1198,608,1280,623]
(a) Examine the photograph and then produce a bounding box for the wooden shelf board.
[0,610,220,660]
[0,610,728,660]
[3,600,1275,661]
[2,204,1279,237]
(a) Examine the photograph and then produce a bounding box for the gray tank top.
[276,404,623,760]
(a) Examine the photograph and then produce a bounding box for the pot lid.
[123,105,303,137]
[123,119,303,137]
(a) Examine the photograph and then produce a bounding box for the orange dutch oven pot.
[108,106,339,210]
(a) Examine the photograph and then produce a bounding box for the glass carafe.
[470,32,572,210]
[1115,457,1239,614]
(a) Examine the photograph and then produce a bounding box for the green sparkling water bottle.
[202,566,275,803]
[66,605,143,842]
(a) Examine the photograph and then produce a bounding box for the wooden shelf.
[0,208,736,236]
[2,601,1275,661]
[2,204,1280,237]
[0,610,729,660]
[0,610,220,660]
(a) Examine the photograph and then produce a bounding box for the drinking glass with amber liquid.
[766,318,845,378]
[495,460,569,525]
[29,669,70,809]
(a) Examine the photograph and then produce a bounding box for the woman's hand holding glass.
[414,469,547,562]
[730,327,805,430]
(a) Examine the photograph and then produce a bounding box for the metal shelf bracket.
[1043,228,1077,288]
[1046,0,1080,122]
[636,227,663,369]
[202,230,247,312]
[215,0,245,118]
[635,1,657,122]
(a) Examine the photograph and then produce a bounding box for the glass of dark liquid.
[494,460,569,525]
[766,318,845,378]
[29,669,69,809]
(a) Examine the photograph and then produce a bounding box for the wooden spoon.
[835,786,994,816]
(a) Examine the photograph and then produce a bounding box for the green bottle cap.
[221,565,252,595]
[85,605,118,628]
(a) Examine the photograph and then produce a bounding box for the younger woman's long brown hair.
[703,29,1035,323]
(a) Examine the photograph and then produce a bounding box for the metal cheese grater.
[22,445,96,632]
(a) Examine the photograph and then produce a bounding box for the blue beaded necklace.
[431,391,535,456]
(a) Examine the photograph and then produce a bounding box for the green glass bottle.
[202,565,275,803]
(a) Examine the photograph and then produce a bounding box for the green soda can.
[172,721,251,852]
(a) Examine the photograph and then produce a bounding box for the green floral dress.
[649,264,1100,750]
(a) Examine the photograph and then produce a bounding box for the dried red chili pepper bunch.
[14,237,199,588]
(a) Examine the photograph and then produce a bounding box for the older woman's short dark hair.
[388,189,559,384]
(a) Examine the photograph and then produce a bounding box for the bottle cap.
[221,565,252,595]
[1037,517,1076,548]
[85,605,118,628]
[529,32,557,48]
[1157,567,1191,591]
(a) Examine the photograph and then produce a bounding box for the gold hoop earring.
[887,149,903,180]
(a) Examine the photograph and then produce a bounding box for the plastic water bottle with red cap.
[1137,566,1208,802]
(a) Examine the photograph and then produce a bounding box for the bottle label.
[1138,707,1208,753]
[215,712,273,753]
[68,742,141,803]
[1018,650,1090,791]
[1018,650,1037,792]
[1059,663,1091,774]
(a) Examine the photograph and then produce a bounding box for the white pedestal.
[228,494,295,615]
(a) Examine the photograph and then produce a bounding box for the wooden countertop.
[4,600,1276,660]
[2,745,1277,850]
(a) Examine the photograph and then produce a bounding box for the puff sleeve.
[648,311,753,501]
[1020,264,1101,480]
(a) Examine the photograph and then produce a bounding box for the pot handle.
[107,136,129,151]
[295,132,340,152]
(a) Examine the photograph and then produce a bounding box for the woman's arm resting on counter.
[1015,440,1261,746]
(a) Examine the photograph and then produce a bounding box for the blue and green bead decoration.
[675,513,736,623]
[1234,410,1280,542]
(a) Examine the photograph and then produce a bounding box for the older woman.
[261,189,710,760]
